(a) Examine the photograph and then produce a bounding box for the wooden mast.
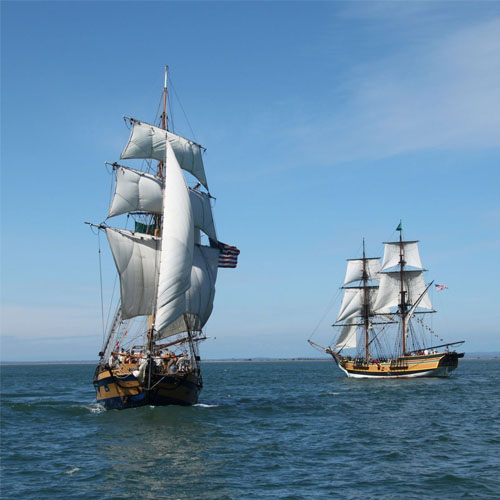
[362,238,369,360]
[398,222,407,356]
[146,66,169,389]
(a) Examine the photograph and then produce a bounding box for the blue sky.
[1,1,499,361]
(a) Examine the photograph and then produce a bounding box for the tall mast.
[158,65,168,178]
[148,66,169,361]
[362,238,369,360]
[398,222,407,356]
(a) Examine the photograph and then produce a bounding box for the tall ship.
[88,67,239,409]
[309,223,464,378]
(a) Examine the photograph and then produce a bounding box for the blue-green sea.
[1,359,500,499]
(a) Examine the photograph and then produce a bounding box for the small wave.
[87,403,105,414]
[64,467,80,475]
[194,403,219,408]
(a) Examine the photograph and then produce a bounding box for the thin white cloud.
[274,15,500,169]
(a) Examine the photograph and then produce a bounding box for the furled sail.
[154,142,194,335]
[344,258,381,285]
[105,228,160,319]
[373,270,433,312]
[120,118,208,189]
[155,245,219,339]
[108,166,216,240]
[380,241,423,271]
[334,322,358,350]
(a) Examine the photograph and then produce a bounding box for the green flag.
[396,220,402,231]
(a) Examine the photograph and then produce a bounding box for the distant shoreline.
[1,355,499,366]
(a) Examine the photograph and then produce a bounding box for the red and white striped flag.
[211,240,240,268]
[435,284,448,291]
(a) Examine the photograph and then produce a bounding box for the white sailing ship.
[309,223,463,378]
[88,67,239,409]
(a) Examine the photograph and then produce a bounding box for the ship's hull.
[334,351,463,379]
[93,368,202,410]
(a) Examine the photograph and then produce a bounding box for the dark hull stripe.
[94,374,201,391]
[93,372,202,410]
[343,366,454,377]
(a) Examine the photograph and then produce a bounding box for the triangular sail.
[120,118,208,189]
[154,142,194,335]
[334,322,358,350]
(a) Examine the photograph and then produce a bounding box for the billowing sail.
[334,322,358,350]
[336,288,364,322]
[120,118,208,189]
[155,245,219,339]
[105,228,159,319]
[108,166,216,240]
[344,258,380,285]
[337,287,378,322]
[154,142,194,335]
[373,270,433,312]
[108,166,162,218]
[380,241,423,271]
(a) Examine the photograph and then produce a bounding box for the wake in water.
[87,402,105,414]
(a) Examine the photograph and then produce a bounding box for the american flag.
[211,239,240,268]
[435,284,448,291]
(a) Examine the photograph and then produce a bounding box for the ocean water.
[1,359,499,499]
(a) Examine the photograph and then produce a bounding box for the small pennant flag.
[396,220,403,231]
[211,239,240,268]
[435,284,448,291]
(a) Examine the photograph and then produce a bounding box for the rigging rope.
[169,77,197,142]
[308,287,342,341]
[98,231,106,343]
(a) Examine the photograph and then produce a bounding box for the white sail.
[108,166,162,218]
[105,228,159,319]
[189,189,217,240]
[156,245,219,339]
[337,289,363,322]
[334,322,357,350]
[380,241,423,271]
[107,166,216,240]
[337,287,379,322]
[373,270,433,312]
[120,119,208,189]
[154,141,194,335]
[344,258,381,285]
[167,130,208,190]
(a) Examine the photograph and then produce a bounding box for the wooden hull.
[93,368,202,410]
[334,351,463,379]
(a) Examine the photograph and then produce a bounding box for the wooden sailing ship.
[309,223,464,378]
[88,67,239,409]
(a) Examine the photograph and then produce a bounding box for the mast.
[362,238,369,360]
[147,66,169,383]
[398,221,407,356]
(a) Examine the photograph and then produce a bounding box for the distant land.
[1,353,499,365]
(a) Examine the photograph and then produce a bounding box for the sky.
[1,1,499,362]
